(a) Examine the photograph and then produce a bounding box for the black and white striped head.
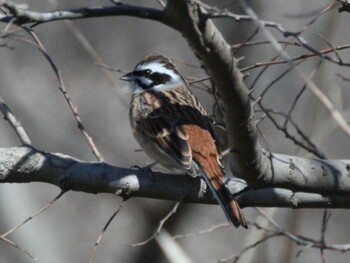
[120,55,185,94]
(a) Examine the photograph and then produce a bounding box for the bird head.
[120,55,185,94]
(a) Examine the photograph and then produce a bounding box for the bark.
[1,146,350,208]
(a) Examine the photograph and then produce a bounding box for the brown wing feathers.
[183,124,247,228]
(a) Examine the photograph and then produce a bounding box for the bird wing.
[138,101,198,176]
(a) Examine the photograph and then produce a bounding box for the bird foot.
[231,186,250,199]
[130,161,157,173]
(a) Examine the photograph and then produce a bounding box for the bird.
[120,54,247,228]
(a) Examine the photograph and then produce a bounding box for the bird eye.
[145,69,152,74]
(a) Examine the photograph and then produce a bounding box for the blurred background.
[1,0,350,262]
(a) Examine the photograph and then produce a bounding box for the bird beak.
[120,72,135,81]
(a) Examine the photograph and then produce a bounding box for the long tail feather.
[200,169,248,228]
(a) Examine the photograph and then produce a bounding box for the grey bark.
[1,146,350,208]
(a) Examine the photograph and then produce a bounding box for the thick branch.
[2,146,350,208]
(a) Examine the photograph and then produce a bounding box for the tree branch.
[0,96,32,145]
[0,1,163,25]
[2,146,350,208]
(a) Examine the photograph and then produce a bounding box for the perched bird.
[120,54,247,228]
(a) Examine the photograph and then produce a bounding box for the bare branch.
[241,44,350,72]
[231,40,300,50]
[129,201,180,247]
[22,27,104,161]
[336,73,350,82]
[2,146,350,207]
[46,0,129,108]
[0,236,37,260]
[219,233,280,263]
[89,200,126,263]
[238,0,350,138]
[1,190,65,238]
[0,1,163,25]
[173,223,230,240]
[320,209,331,262]
[0,96,32,145]
[254,208,350,254]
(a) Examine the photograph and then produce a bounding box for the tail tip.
[230,219,248,229]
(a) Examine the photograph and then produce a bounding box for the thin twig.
[0,96,32,145]
[296,243,314,257]
[0,190,64,261]
[241,44,350,72]
[21,26,104,161]
[284,60,323,129]
[129,201,181,247]
[318,33,342,64]
[206,0,346,69]
[173,222,230,240]
[172,58,202,69]
[260,60,301,98]
[0,236,37,260]
[188,76,211,84]
[219,233,280,263]
[249,50,287,91]
[297,1,336,35]
[231,40,300,50]
[252,92,326,159]
[1,190,65,238]
[232,26,259,56]
[91,60,124,73]
[320,209,331,263]
[254,208,350,253]
[336,73,350,82]
[47,0,128,108]
[239,0,350,137]
[89,199,126,263]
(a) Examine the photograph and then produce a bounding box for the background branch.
[0,1,163,24]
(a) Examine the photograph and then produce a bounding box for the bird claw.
[130,162,156,173]
[231,186,250,199]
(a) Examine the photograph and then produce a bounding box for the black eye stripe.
[133,69,152,76]
[133,70,171,87]
[149,72,171,85]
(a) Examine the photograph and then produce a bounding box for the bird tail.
[200,168,248,228]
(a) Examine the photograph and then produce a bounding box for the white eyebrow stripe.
[137,62,181,82]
